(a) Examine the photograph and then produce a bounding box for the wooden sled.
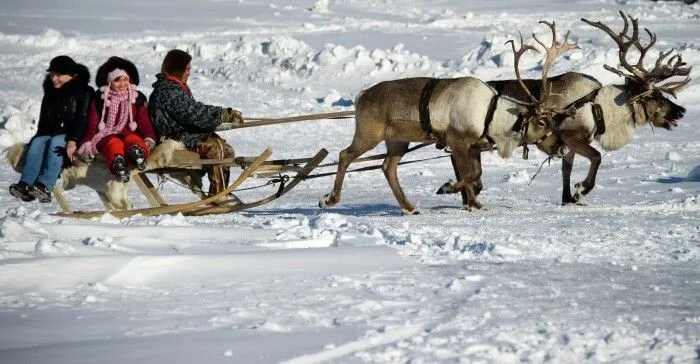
[53,147,328,220]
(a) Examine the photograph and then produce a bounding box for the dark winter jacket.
[36,64,94,142]
[148,73,223,150]
[81,90,157,151]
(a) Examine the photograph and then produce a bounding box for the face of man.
[182,63,191,84]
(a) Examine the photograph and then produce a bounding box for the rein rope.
[528,155,554,185]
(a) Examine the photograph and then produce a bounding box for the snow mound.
[0,28,75,48]
[665,151,682,161]
[503,170,531,184]
[0,102,40,148]
[309,0,331,14]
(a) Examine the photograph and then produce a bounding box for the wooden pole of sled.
[185,148,328,216]
[218,111,355,131]
[52,185,73,214]
[132,173,167,208]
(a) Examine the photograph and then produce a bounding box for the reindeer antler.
[582,10,692,98]
[531,21,580,105]
[506,33,540,105]
[506,21,580,115]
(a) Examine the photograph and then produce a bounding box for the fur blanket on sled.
[4,139,202,211]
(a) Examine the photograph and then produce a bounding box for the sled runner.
[52,147,328,219]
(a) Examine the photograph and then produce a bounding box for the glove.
[220,107,244,127]
[145,138,156,152]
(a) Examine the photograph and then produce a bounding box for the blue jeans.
[19,134,66,191]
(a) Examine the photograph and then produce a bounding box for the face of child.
[110,75,130,92]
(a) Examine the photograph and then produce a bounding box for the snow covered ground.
[0,0,698,362]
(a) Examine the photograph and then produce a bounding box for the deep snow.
[0,0,698,363]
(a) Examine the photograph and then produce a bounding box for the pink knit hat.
[98,68,138,131]
[107,68,129,85]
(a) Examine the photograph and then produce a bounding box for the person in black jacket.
[149,49,244,196]
[9,55,94,203]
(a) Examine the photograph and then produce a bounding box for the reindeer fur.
[591,86,639,151]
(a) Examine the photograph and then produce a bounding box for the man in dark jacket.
[149,49,244,196]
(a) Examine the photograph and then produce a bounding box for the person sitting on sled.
[148,49,244,196]
[78,57,156,183]
[9,55,94,203]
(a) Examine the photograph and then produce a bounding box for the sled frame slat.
[133,173,167,208]
[52,185,73,214]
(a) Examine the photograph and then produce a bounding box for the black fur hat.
[161,49,192,78]
[46,55,78,74]
[95,56,140,87]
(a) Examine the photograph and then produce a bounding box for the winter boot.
[111,155,130,183]
[28,182,51,203]
[130,145,147,171]
[9,181,35,202]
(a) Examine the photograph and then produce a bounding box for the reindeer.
[437,25,604,204]
[319,22,579,215]
[440,12,690,206]
[551,11,691,204]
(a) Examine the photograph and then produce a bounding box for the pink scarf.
[79,86,137,156]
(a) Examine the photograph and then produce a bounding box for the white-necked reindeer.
[553,11,691,204]
[320,22,579,215]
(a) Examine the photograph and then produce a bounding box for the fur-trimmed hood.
[95,57,140,87]
[42,63,91,96]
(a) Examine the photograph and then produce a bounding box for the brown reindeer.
[551,11,691,204]
[320,22,579,214]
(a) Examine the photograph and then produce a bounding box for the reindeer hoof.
[462,204,486,212]
[401,208,420,216]
[319,194,335,209]
[562,194,577,206]
[436,180,455,195]
[572,194,588,205]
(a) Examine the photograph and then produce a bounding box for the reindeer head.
[582,11,690,130]
[507,21,580,144]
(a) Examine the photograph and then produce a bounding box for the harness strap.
[419,78,441,136]
[553,88,601,126]
[626,99,648,127]
[482,92,500,140]
[592,103,605,136]
[531,88,603,147]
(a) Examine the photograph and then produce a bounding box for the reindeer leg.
[561,150,576,205]
[382,141,417,215]
[469,145,483,196]
[437,145,483,204]
[320,134,382,209]
[437,147,482,200]
[572,144,601,203]
[449,145,484,211]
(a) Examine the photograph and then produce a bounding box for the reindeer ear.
[536,118,548,128]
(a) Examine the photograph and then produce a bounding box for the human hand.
[220,107,244,126]
[145,138,156,152]
[66,141,77,162]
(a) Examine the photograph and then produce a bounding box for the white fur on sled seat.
[4,139,194,211]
